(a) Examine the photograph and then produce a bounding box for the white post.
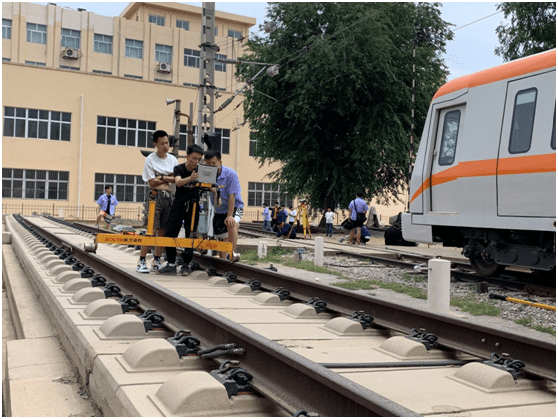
[427,259,451,313]
[258,241,268,259]
[314,237,324,267]
[58,208,63,218]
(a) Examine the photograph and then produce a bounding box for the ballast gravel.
[260,248,556,344]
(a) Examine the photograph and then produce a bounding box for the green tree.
[495,2,556,61]
[239,2,453,212]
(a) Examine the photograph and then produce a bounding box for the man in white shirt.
[288,206,297,226]
[136,130,178,273]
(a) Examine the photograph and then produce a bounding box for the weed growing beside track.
[515,317,556,336]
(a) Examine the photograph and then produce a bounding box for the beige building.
[1,1,294,221]
[2,2,405,224]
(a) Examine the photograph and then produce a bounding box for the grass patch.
[533,325,556,336]
[403,273,427,283]
[514,317,556,336]
[239,243,292,265]
[515,317,532,326]
[450,297,500,316]
[332,279,427,299]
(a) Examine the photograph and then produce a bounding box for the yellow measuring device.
[94,183,233,259]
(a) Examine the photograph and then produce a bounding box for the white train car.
[403,49,556,276]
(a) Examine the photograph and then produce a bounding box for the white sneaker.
[136,260,149,274]
[151,259,163,272]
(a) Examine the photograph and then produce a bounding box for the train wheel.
[469,256,505,277]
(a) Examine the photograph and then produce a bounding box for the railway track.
[6,214,556,417]
[237,223,556,298]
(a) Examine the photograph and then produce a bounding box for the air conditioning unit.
[62,48,79,59]
[157,62,172,73]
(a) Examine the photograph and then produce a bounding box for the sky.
[35,1,508,81]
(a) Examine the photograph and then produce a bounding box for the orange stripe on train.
[433,50,556,101]
[410,153,556,204]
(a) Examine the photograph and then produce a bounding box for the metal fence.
[2,204,389,226]
[2,203,144,221]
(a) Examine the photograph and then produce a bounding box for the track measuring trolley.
[91,164,237,262]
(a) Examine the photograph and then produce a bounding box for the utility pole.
[197,2,217,148]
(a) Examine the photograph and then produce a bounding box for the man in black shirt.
[157,144,204,275]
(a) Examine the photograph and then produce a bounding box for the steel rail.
[20,215,419,417]
[198,256,557,381]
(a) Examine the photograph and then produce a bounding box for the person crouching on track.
[96,185,118,229]
[157,144,204,276]
[137,130,178,274]
[203,149,244,260]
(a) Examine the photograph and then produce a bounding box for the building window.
[125,39,143,59]
[154,78,171,83]
[177,126,229,155]
[247,182,292,207]
[2,58,10,62]
[124,74,142,79]
[92,69,111,75]
[176,19,189,30]
[184,49,200,68]
[249,132,257,156]
[509,88,537,154]
[25,61,46,66]
[206,128,230,154]
[2,168,69,200]
[2,19,11,39]
[94,34,113,54]
[438,110,460,166]
[60,65,79,70]
[148,14,165,26]
[178,125,198,151]
[228,29,242,39]
[61,28,81,49]
[96,116,156,148]
[3,107,71,141]
[27,23,47,44]
[155,44,172,63]
[215,53,227,72]
[94,173,147,203]
[215,27,218,36]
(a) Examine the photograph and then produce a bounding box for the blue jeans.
[263,220,272,231]
[326,223,333,236]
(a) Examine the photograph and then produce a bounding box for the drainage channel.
[13,214,418,417]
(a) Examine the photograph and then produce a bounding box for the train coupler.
[209,360,253,398]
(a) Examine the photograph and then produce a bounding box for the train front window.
[438,110,461,166]
[508,88,537,154]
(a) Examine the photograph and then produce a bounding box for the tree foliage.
[495,2,556,61]
[238,2,453,211]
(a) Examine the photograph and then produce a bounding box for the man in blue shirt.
[262,203,272,231]
[96,185,118,229]
[203,149,244,259]
[349,191,369,245]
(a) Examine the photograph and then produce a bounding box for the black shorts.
[213,207,243,238]
[352,218,365,228]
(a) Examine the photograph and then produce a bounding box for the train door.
[497,71,556,217]
[429,105,466,213]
